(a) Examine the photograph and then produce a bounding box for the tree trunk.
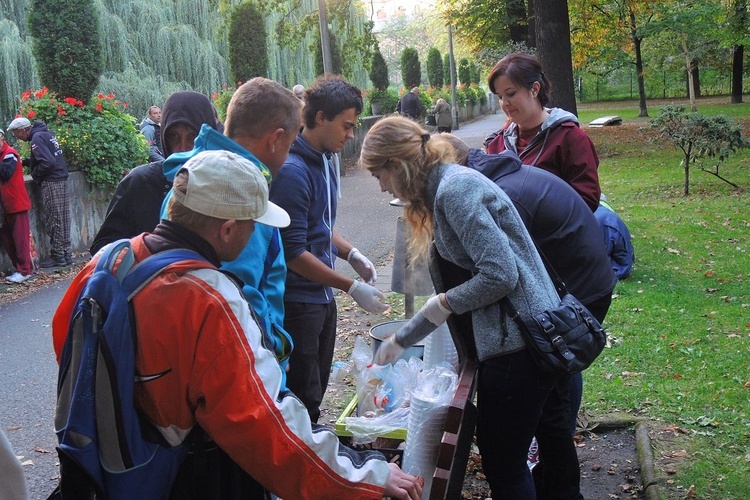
[630,11,648,117]
[684,40,697,111]
[507,0,528,45]
[527,0,536,48]
[684,161,690,196]
[731,45,744,103]
[690,60,701,98]
[533,0,577,115]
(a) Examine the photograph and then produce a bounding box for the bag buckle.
[538,316,555,335]
[550,334,575,361]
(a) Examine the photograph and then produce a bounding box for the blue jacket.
[161,125,293,382]
[269,134,339,304]
[467,149,616,305]
[595,200,634,280]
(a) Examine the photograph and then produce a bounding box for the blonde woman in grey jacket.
[361,115,583,500]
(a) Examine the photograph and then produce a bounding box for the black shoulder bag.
[502,247,607,376]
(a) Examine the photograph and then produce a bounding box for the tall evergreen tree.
[443,53,456,86]
[369,45,389,91]
[313,29,342,76]
[228,2,268,82]
[458,58,471,85]
[426,47,444,87]
[28,0,103,101]
[400,47,421,88]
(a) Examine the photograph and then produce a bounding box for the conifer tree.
[228,2,268,82]
[426,47,444,87]
[400,47,421,88]
[28,0,103,101]
[369,45,389,91]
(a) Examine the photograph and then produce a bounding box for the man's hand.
[347,247,377,284]
[372,334,405,365]
[347,281,389,313]
[383,463,423,500]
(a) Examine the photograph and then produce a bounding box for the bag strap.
[95,238,210,298]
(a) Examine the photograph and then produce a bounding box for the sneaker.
[527,437,539,471]
[6,272,32,284]
[40,257,67,269]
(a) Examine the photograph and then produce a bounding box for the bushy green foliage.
[228,2,268,82]
[469,61,481,85]
[650,104,750,195]
[369,46,389,91]
[313,30,342,76]
[400,47,421,88]
[458,58,471,86]
[426,47,443,87]
[28,0,103,102]
[443,53,457,86]
[211,83,238,122]
[365,88,399,115]
[16,87,147,190]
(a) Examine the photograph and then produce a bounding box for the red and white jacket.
[53,233,390,499]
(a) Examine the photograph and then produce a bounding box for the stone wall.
[1,116,386,274]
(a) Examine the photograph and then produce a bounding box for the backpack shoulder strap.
[94,239,212,298]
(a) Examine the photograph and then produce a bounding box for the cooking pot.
[369,320,425,363]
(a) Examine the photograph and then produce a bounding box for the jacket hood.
[29,121,50,137]
[289,134,326,167]
[162,124,271,183]
[160,91,217,157]
[467,148,522,180]
[543,107,579,130]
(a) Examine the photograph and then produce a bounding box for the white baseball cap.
[7,117,31,131]
[173,150,290,227]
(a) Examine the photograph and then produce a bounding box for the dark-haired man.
[270,74,388,422]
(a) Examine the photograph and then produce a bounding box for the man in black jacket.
[7,116,70,268]
[395,87,421,121]
[89,91,217,255]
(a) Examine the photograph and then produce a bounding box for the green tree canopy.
[313,29,342,76]
[458,58,471,85]
[426,47,444,87]
[369,45,389,90]
[400,46,421,88]
[228,2,268,82]
[28,0,103,101]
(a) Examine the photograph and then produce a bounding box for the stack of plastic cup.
[423,323,459,371]
[402,392,450,498]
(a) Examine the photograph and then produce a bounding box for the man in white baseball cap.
[52,148,423,499]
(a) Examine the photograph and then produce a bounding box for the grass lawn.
[582,103,749,498]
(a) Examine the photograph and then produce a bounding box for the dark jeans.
[283,299,337,423]
[477,349,582,500]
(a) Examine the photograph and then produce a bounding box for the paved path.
[0,111,505,498]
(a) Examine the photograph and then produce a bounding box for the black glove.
[21,158,30,168]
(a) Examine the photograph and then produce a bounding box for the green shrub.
[369,46,389,91]
[17,87,147,190]
[458,58,471,86]
[28,0,103,102]
[426,47,444,87]
[443,53,456,86]
[228,2,268,82]
[400,47,421,88]
[365,88,399,115]
[211,84,238,122]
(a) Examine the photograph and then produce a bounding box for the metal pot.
[369,320,424,363]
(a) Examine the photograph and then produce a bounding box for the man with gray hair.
[7,116,70,268]
[52,149,423,499]
[395,86,422,121]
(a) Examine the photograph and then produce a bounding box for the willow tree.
[28,0,103,101]
[228,2,268,82]
[313,29,342,76]
[0,19,39,122]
